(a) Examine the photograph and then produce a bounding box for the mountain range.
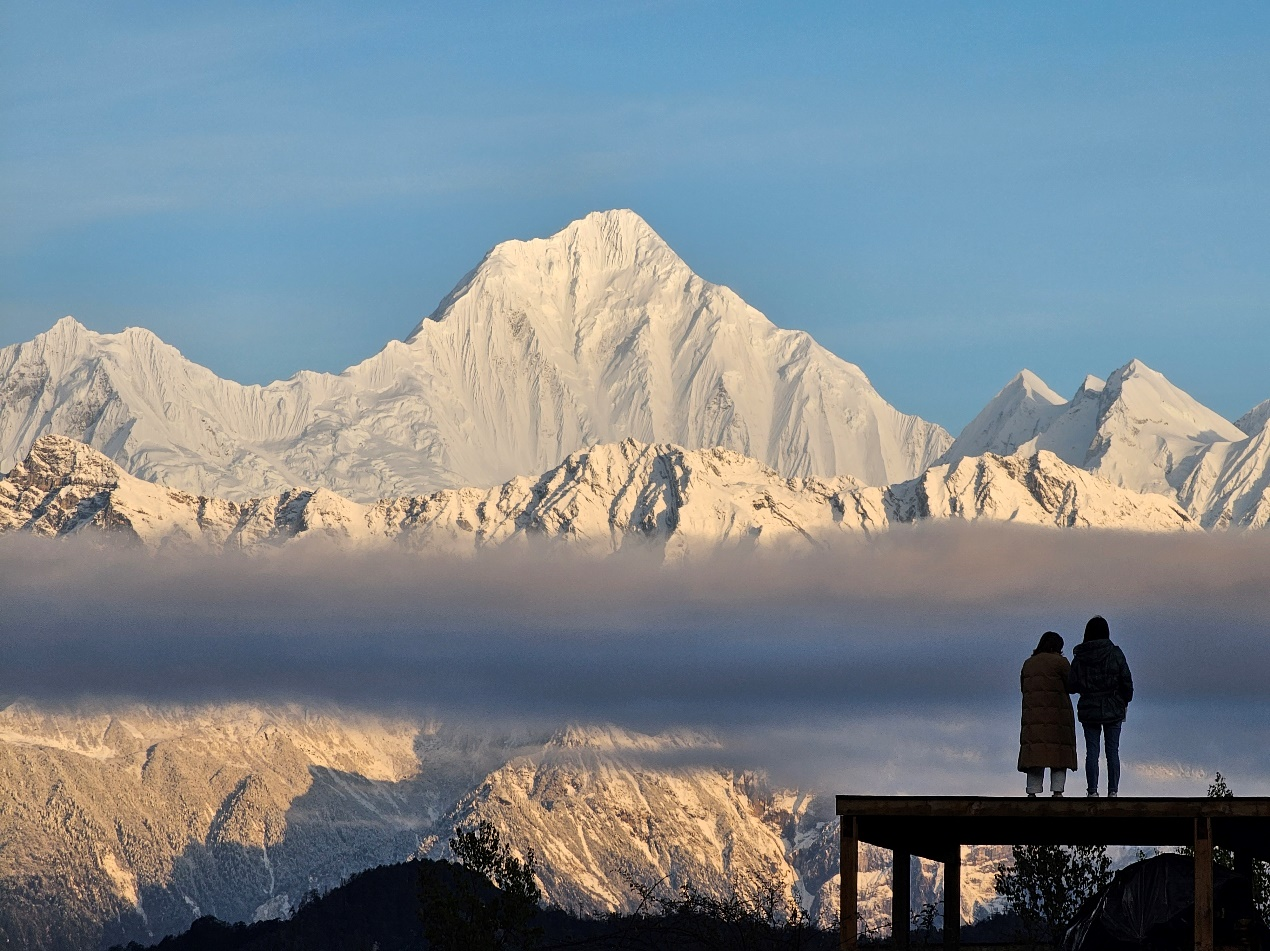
[0,434,1197,555]
[1,210,1265,533]
[0,704,997,950]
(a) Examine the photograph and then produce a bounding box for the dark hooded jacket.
[1069,639,1134,724]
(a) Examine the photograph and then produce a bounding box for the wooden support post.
[893,848,911,951]
[944,845,961,951]
[841,815,858,951]
[1194,817,1214,951]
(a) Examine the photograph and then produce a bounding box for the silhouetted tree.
[993,845,1112,947]
[420,820,542,950]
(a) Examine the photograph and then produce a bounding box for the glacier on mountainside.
[0,211,950,502]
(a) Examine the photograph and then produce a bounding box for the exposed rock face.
[0,436,1196,558]
[0,212,950,502]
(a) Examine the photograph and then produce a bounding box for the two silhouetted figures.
[1018,616,1133,797]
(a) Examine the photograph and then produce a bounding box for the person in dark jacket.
[1018,631,1078,797]
[1068,615,1133,797]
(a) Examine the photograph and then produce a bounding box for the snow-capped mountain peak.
[1075,374,1106,397]
[1074,359,1246,496]
[939,369,1067,465]
[946,359,1248,502]
[0,211,950,502]
[1236,399,1270,438]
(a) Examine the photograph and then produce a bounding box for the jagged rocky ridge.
[0,434,1196,555]
[0,704,1000,950]
[0,211,950,503]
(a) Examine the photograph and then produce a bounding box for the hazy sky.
[2,2,1268,431]
[4,527,1268,797]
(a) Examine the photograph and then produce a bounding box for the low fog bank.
[2,524,1267,795]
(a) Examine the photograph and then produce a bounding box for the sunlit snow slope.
[0,211,950,501]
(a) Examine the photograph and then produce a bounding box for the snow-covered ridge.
[0,210,950,502]
[0,434,1196,556]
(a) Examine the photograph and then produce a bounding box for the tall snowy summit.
[0,210,950,502]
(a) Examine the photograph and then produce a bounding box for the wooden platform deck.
[835,796,1270,951]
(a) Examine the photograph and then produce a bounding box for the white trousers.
[1025,767,1067,795]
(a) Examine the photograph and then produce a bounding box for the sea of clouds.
[2,523,1267,796]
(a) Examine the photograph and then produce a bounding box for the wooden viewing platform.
[836,796,1270,951]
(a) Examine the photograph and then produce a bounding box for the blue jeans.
[1083,722,1122,795]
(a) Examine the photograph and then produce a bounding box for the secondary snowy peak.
[951,360,1248,502]
[0,316,333,499]
[0,435,1196,556]
[940,369,1067,465]
[1237,400,1270,437]
[0,211,950,501]
[1073,361,1245,490]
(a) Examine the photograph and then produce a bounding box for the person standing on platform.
[1069,615,1134,798]
[1017,630,1078,797]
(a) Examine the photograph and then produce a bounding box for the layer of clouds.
[2,524,1268,795]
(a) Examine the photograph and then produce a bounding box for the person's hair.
[1033,631,1064,655]
[1084,615,1110,641]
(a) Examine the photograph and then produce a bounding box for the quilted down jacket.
[1017,651,1079,772]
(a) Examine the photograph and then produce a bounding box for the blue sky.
[2,2,1268,431]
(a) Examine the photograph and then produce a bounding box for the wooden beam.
[841,815,858,951]
[1194,817,1214,951]
[893,848,911,951]
[944,846,961,951]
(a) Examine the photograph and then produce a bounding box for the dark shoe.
[1087,791,1099,798]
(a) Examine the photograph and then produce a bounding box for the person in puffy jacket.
[1068,615,1133,797]
[1018,631,1078,797]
